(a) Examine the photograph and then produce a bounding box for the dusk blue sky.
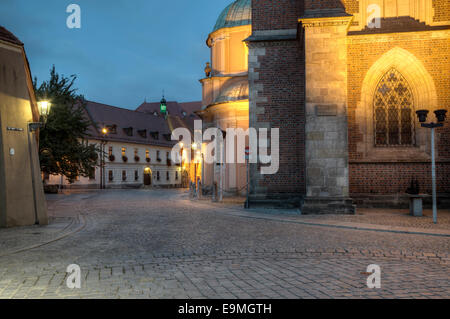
[0,0,233,109]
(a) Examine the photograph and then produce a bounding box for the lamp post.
[192,142,198,184]
[30,100,51,224]
[179,142,185,188]
[100,125,108,189]
[415,109,447,224]
[191,143,198,197]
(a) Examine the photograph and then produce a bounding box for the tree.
[34,65,99,184]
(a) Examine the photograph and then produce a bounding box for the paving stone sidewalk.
[203,195,450,231]
[0,189,448,299]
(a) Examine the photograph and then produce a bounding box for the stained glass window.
[374,69,414,146]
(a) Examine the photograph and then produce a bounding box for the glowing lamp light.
[37,101,51,118]
[102,127,108,135]
[192,143,197,150]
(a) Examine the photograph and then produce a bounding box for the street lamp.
[29,100,52,131]
[100,125,108,189]
[28,100,52,224]
[37,101,51,120]
[415,109,447,224]
[178,142,186,187]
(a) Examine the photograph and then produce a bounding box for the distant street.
[0,189,449,298]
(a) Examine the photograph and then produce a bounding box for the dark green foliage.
[34,66,99,184]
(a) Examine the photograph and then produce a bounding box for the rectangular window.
[122,147,126,156]
[134,148,138,157]
[146,150,150,159]
[166,171,169,181]
[157,150,161,161]
[108,146,113,156]
[122,170,127,181]
[108,170,113,182]
[157,171,160,181]
[175,171,178,180]
[135,170,139,181]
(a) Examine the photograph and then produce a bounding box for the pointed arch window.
[374,68,414,146]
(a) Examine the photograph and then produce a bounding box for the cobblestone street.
[0,189,449,299]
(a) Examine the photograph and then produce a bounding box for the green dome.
[213,0,251,32]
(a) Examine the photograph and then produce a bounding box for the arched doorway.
[143,167,152,186]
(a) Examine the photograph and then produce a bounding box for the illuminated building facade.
[247,0,450,210]
[197,0,252,196]
[0,26,47,227]
[46,100,201,189]
[199,0,450,210]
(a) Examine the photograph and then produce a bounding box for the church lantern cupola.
[160,95,167,115]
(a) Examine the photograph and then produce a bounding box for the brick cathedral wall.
[250,0,306,195]
[433,0,450,22]
[302,0,449,21]
[347,32,450,194]
[251,0,303,31]
[303,0,353,11]
[350,163,450,193]
[250,0,450,197]
[251,41,306,194]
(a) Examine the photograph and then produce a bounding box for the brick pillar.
[245,0,305,208]
[299,10,356,214]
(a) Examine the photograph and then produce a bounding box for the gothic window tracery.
[374,68,414,146]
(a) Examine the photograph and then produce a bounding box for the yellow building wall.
[0,40,47,227]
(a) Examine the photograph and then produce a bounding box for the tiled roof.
[83,101,176,148]
[136,100,202,132]
[213,0,251,32]
[0,26,23,46]
[136,101,184,117]
[179,101,202,116]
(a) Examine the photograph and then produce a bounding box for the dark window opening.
[374,68,414,146]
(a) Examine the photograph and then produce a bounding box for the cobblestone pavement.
[214,196,450,230]
[0,189,448,299]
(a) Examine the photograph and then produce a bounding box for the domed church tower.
[197,0,251,196]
